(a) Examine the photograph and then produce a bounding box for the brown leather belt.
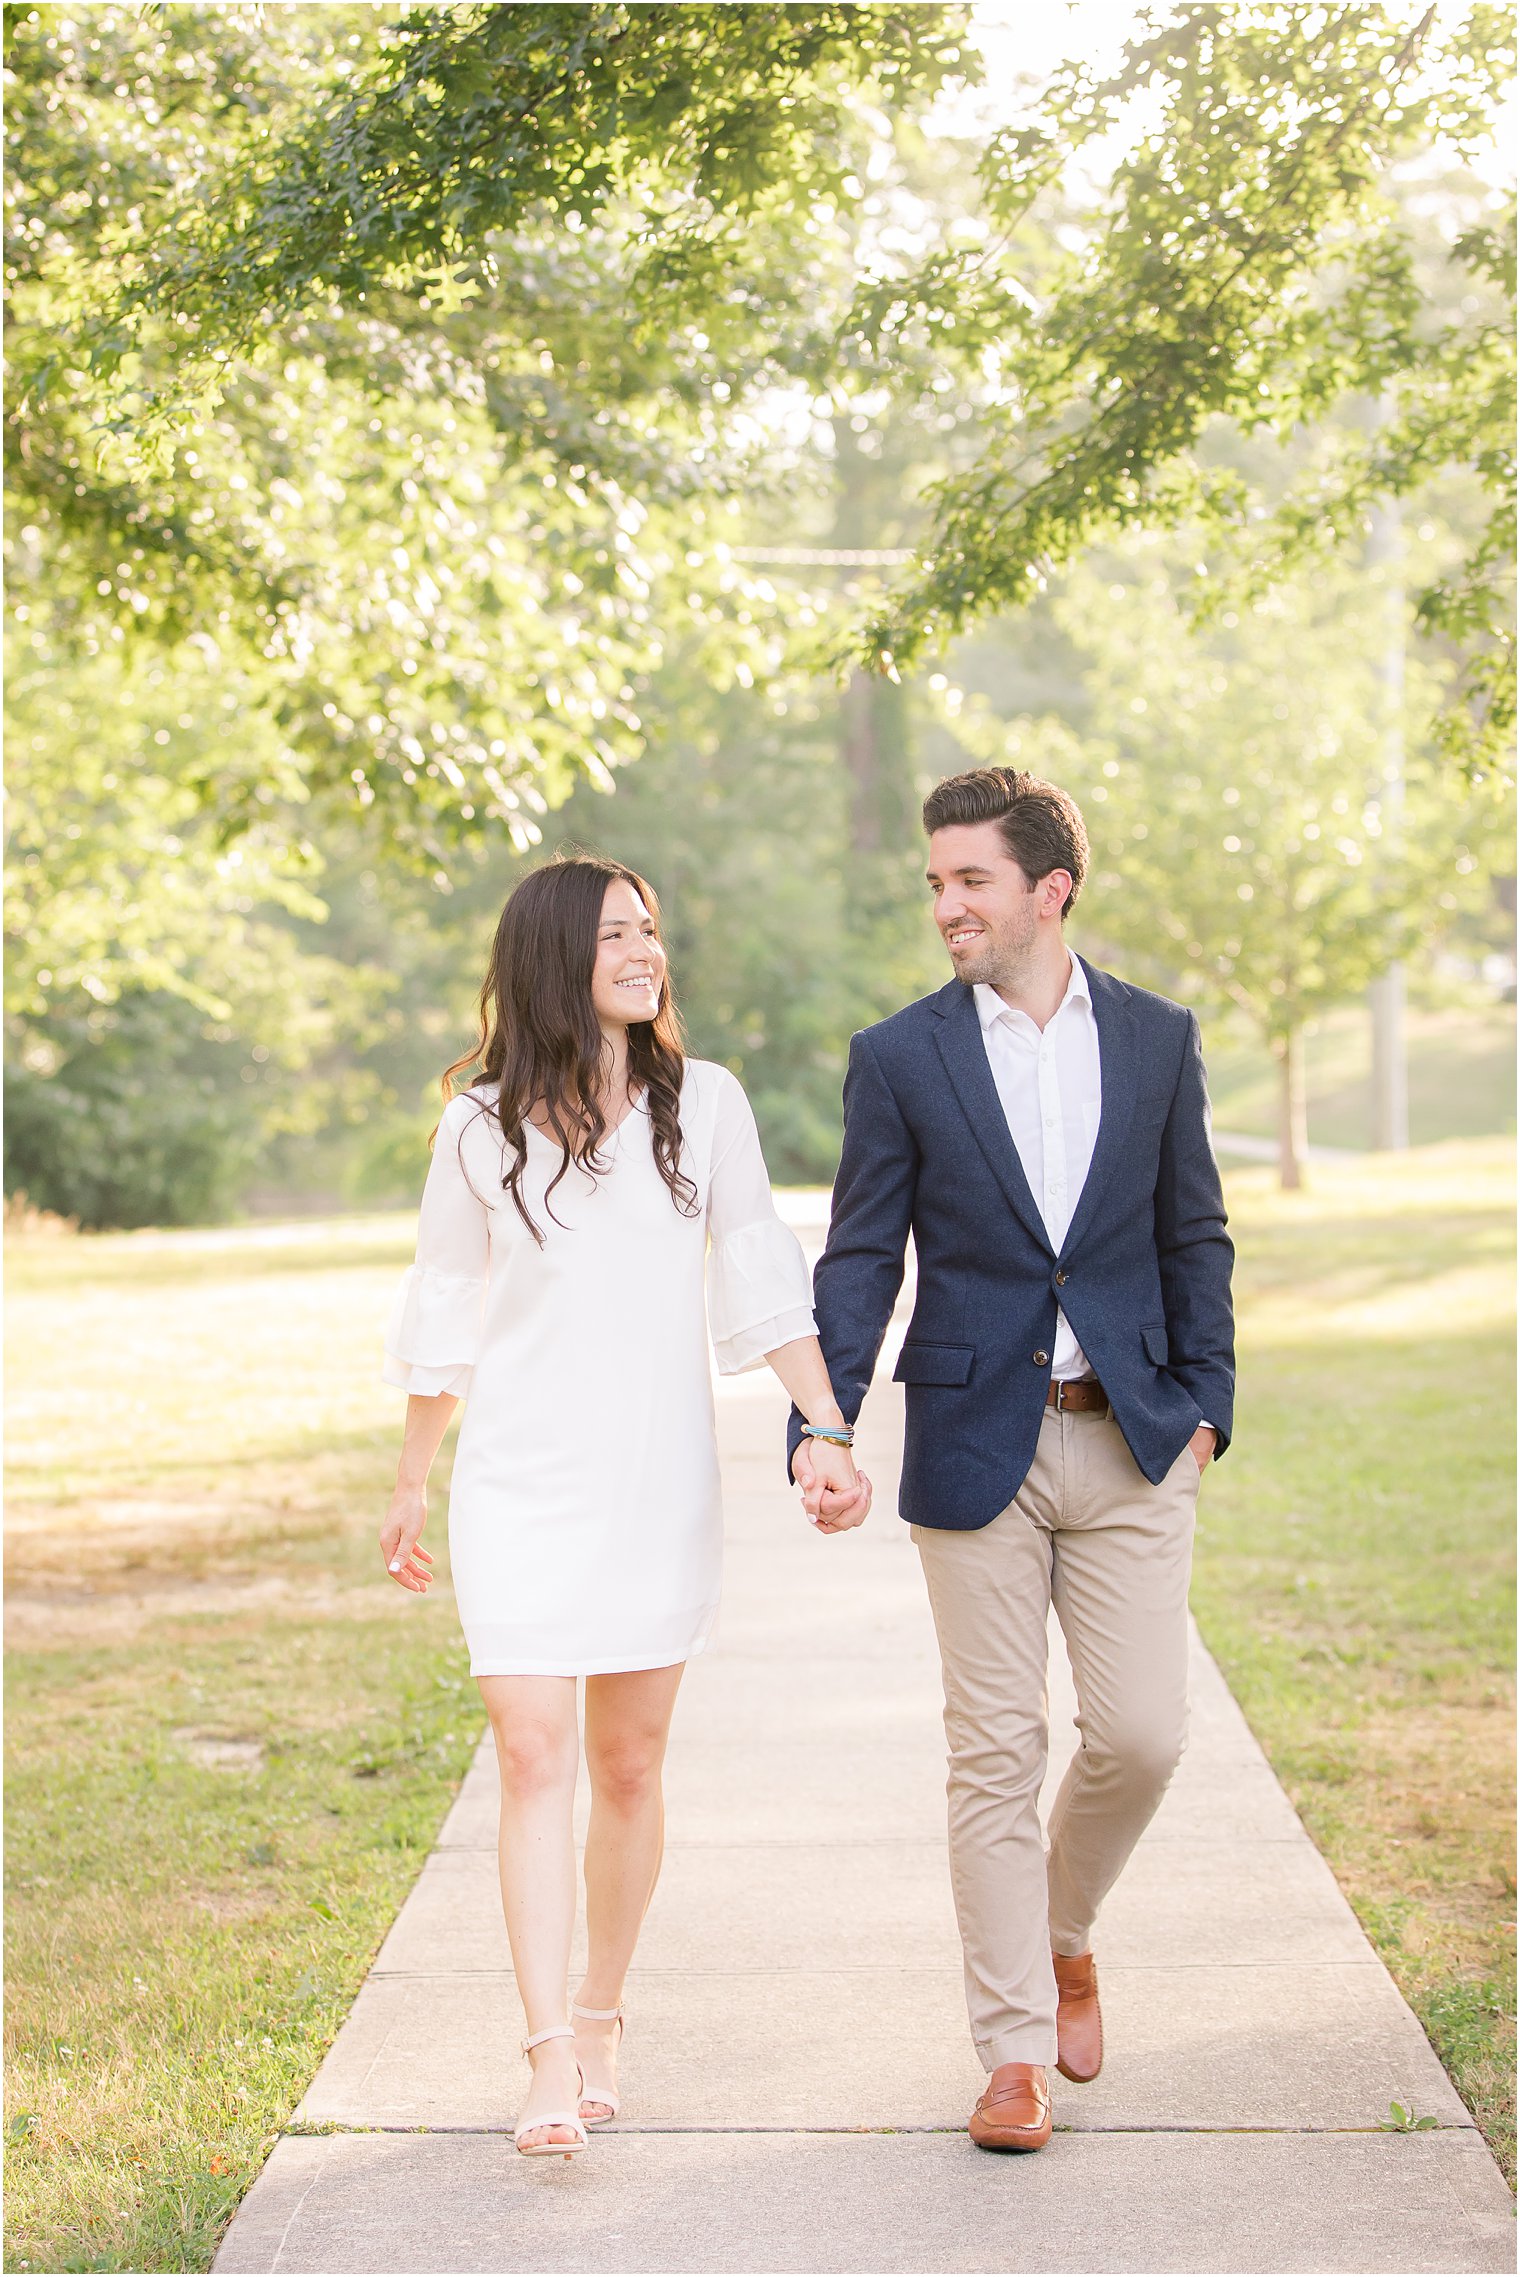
[1045,1379,1110,1415]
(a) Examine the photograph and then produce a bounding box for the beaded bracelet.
[800,1421,855,1447]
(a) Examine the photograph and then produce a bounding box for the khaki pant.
[913,1404,1200,2070]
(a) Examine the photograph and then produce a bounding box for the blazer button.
[1054,1269,1068,1287]
[1033,1349,1049,1366]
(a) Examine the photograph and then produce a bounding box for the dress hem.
[467,1630,716,1680]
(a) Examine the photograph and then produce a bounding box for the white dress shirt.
[974,957,1101,1382]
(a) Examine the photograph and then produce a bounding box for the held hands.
[380,1484,434,1593]
[797,1423,1214,1535]
[794,1421,1212,1542]
[792,1436,872,1535]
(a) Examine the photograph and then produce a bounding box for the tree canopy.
[950,536,1506,1181]
[10,0,1511,851]
[6,1,971,855]
[5,1,1512,1223]
[860,2,1515,775]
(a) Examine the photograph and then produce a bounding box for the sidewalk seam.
[279,2120,1480,2139]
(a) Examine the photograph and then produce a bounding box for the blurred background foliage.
[4,0,1514,1225]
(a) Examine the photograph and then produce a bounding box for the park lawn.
[1191,1137,1516,2181]
[3,1140,1515,2270]
[4,1221,478,2276]
[1203,999,1516,1151]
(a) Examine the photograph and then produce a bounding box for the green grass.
[1191,1138,1516,2182]
[1204,1000,1516,1150]
[4,1143,1515,2267]
[4,1219,479,2274]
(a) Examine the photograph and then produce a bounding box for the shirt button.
[1033,1349,1049,1366]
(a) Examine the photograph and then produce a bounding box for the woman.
[379,854,868,2158]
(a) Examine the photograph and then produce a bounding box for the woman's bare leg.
[576,1661,686,2116]
[478,1673,581,2149]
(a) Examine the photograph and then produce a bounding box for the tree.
[11,3,1510,1221]
[6,2,972,849]
[862,3,1515,776]
[5,641,334,1020]
[536,646,947,1180]
[96,3,971,396]
[948,546,1508,1186]
[4,1,976,1218]
[1,630,394,1224]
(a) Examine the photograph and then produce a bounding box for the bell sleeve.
[704,1069,817,1376]
[382,1094,491,1400]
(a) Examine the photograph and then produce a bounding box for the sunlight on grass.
[4,1214,476,2273]
[1205,1004,1516,1150]
[1193,1137,1516,2184]
[1215,1141,1514,1343]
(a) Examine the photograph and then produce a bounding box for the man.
[792,766,1235,2152]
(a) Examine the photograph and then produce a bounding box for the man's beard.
[950,922,1038,990]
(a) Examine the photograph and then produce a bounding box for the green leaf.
[1380,2096,1441,2131]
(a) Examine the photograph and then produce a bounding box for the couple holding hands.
[380,764,1235,2158]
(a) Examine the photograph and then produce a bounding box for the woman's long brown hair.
[439,854,699,1243]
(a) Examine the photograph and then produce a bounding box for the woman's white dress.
[382,1060,816,1676]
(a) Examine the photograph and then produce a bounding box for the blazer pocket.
[1141,1325,1169,1367]
[893,1341,975,1387]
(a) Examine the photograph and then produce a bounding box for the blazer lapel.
[1060,959,1137,1260]
[931,982,1053,1255]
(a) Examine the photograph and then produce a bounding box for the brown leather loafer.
[968,2062,1053,2151]
[1053,1951,1103,2082]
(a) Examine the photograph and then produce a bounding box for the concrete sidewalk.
[216,1222,1511,2274]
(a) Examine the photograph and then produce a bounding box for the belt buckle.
[1056,1379,1106,1416]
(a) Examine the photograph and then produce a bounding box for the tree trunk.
[842,666,882,854]
[1276,1026,1308,1190]
[1370,965,1410,1150]
[1366,462,1408,1150]
[832,414,914,864]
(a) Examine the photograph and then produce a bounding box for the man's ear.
[1041,869,1074,918]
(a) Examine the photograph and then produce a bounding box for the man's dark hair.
[922,766,1089,918]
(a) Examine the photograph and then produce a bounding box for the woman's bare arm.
[762,1334,871,1532]
[380,1391,458,1592]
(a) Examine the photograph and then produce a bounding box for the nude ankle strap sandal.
[571,2001,625,2123]
[514,2024,589,2158]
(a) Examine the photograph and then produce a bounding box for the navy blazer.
[788,962,1236,1530]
